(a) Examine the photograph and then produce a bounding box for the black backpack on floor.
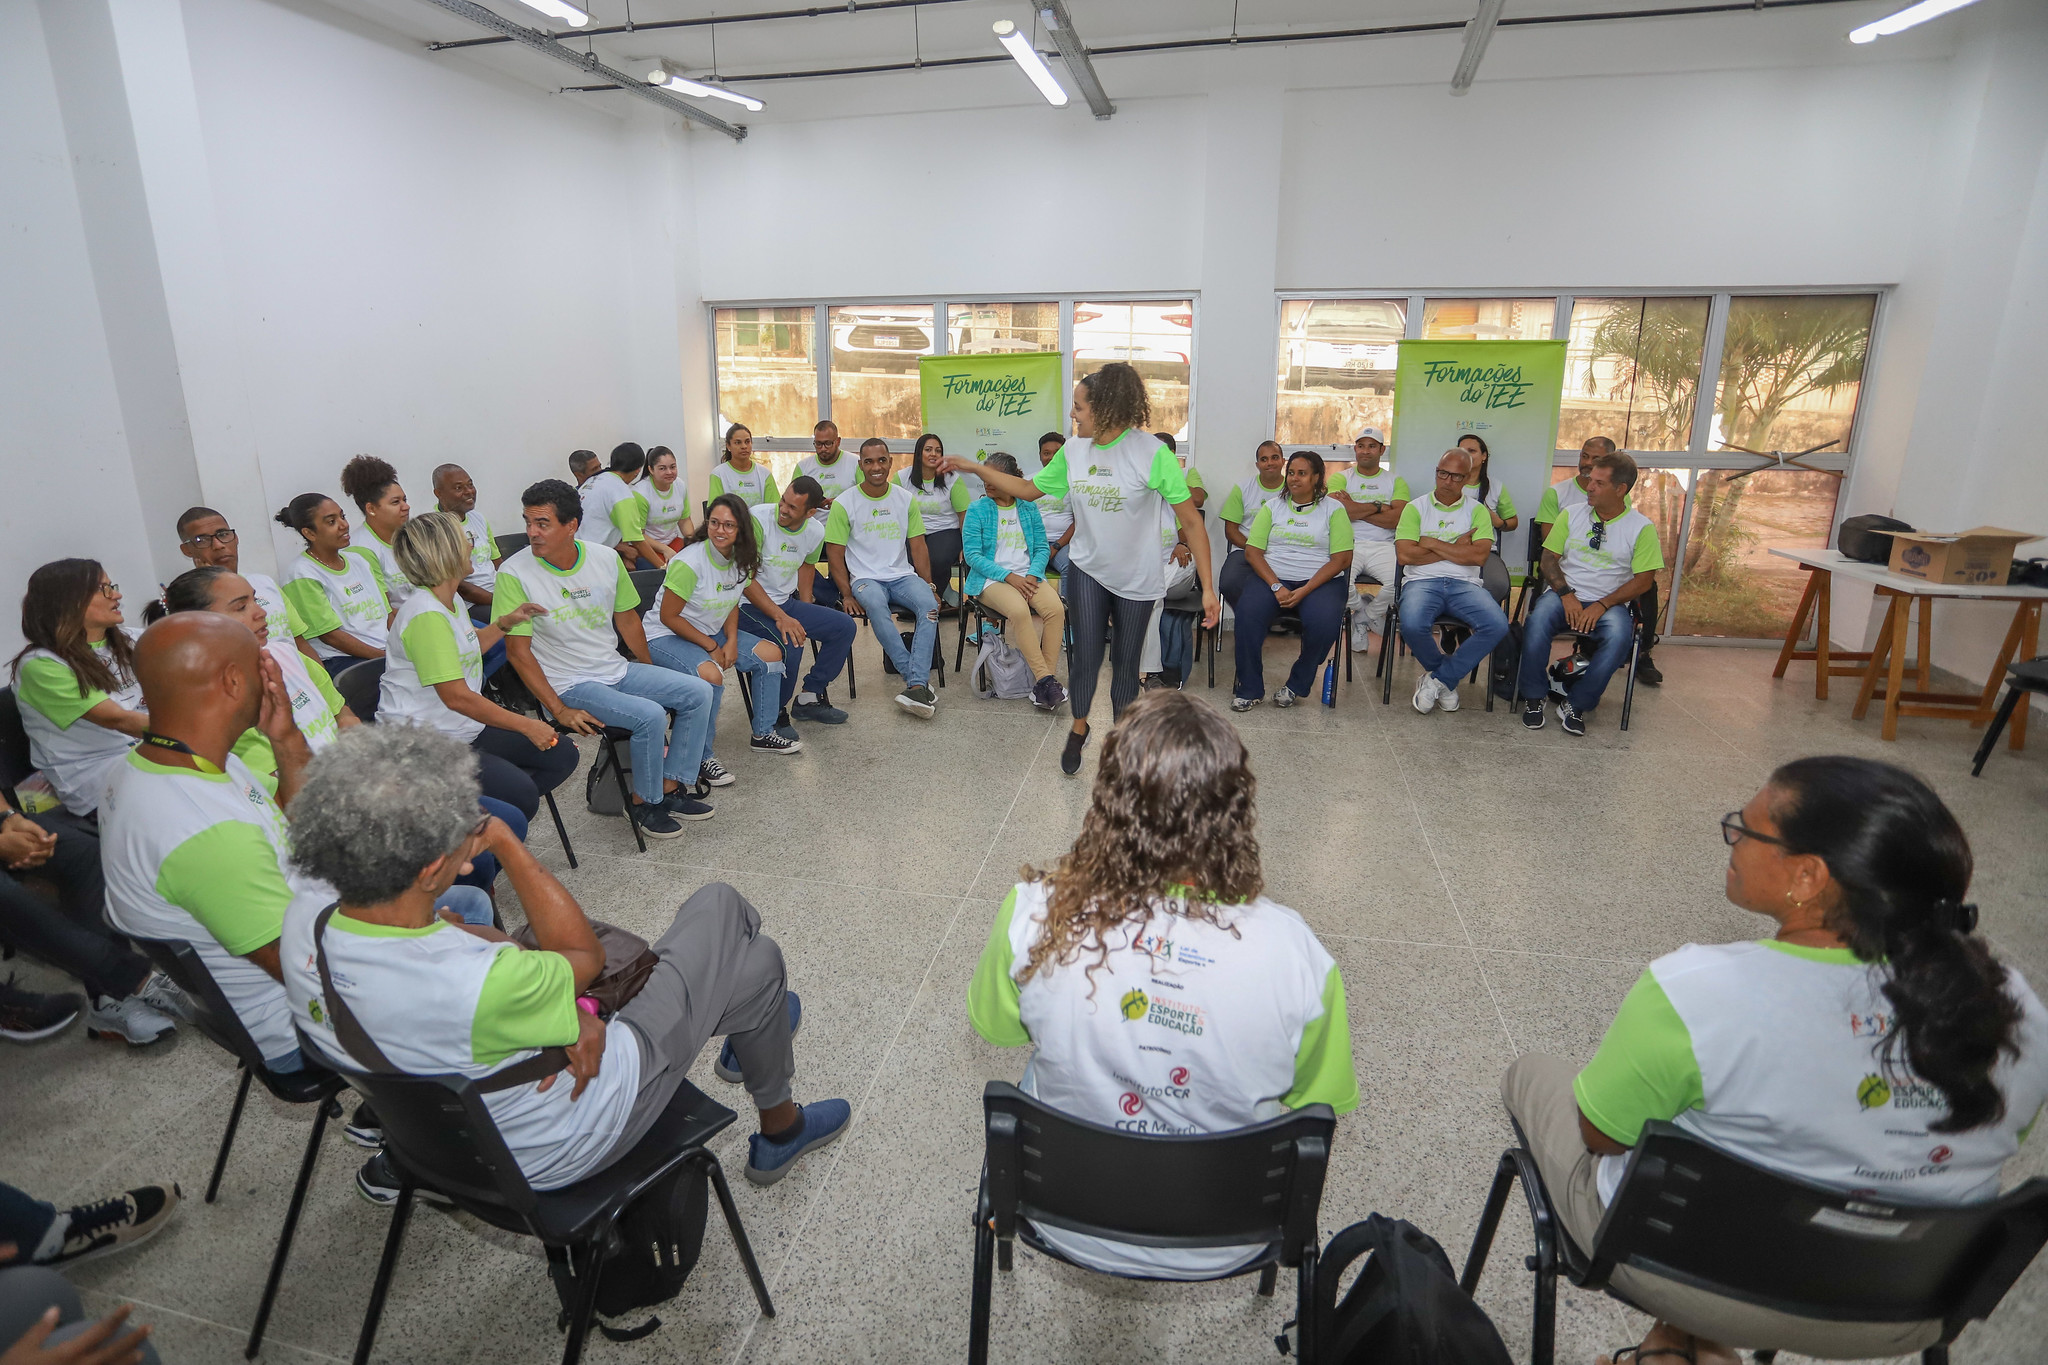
[543,1160,709,1341]
[1290,1215,1514,1365]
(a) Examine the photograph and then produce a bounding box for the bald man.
[432,463,500,611]
[99,615,312,1069]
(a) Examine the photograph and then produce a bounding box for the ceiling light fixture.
[514,0,590,28]
[642,60,764,113]
[1848,0,1981,43]
[993,19,1069,107]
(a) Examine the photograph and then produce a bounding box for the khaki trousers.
[977,578,1066,680]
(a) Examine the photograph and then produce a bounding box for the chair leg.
[705,1154,775,1317]
[542,790,578,870]
[246,1094,338,1357]
[1460,1152,1519,1294]
[606,737,645,853]
[969,1217,996,1365]
[1532,1243,1558,1365]
[1294,1244,1319,1365]
[1753,1353,1778,1363]
[1256,1263,1277,1297]
[352,1186,414,1365]
[1920,1347,1949,1365]
[1379,610,1398,704]
[1972,685,2024,776]
[1620,628,1641,733]
[206,1066,254,1203]
[559,1240,605,1365]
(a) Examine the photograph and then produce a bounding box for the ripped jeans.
[646,629,783,762]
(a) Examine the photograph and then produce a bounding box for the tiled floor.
[7,631,2048,1364]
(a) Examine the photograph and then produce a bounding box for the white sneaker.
[1411,674,1440,714]
[133,971,190,1021]
[1437,680,1461,712]
[85,994,177,1046]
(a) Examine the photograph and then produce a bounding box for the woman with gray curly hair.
[280,725,852,1197]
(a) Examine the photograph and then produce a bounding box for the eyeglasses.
[1435,467,1465,480]
[97,582,120,599]
[707,518,740,532]
[182,528,238,549]
[1720,811,1788,849]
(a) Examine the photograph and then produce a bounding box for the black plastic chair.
[1374,563,1503,712]
[1512,591,1642,732]
[494,531,529,561]
[627,566,666,608]
[0,686,33,807]
[1461,1119,2048,1365]
[1971,657,2048,776]
[330,657,385,724]
[333,1050,773,1365]
[133,939,348,1359]
[970,1081,1332,1365]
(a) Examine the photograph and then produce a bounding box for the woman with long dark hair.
[645,492,796,787]
[968,690,1357,1276]
[277,492,389,677]
[897,432,970,601]
[943,363,1217,775]
[10,560,146,817]
[1456,434,1517,602]
[707,423,778,509]
[1505,756,2048,1365]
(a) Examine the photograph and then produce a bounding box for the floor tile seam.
[1660,689,1751,758]
[1315,932,1648,968]
[75,1286,348,1363]
[725,713,1059,1365]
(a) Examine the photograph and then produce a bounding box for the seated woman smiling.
[1504,756,2048,1365]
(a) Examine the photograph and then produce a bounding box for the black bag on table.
[1837,513,1913,565]
[1289,1214,1514,1365]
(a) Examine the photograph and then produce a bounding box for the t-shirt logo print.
[1119,1092,1144,1116]
[1119,988,1149,1021]
[1857,1073,1892,1110]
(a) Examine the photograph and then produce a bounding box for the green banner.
[1390,340,1567,571]
[918,351,1065,465]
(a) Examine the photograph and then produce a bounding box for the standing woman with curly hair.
[10,559,148,817]
[1506,756,2048,1365]
[944,363,1217,775]
[339,455,415,610]
[967,691,1358,1277]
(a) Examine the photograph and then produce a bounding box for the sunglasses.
[183,528,238,549]
[1587,519,1606,552]
[1720,811,1787,849]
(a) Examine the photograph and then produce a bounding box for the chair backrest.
[331,658,386,723]
[133,936,283,1076]
[1594,1121,2048,1335]
[0,687,33,805]
[982,1082,1332,1263]
[494,532,529,562]
[628,567,666,606]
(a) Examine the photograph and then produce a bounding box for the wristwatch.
[1271,581,1284,595]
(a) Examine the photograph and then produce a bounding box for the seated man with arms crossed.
[824,439,941,719]
[1519,449,1661,737]
[281,725,850,1190]
[738,477,856,733]
[495,480,715,838]
[1328,427,1407,652]
[1394,449,1508,715]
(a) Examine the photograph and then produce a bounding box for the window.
[1559,297,1710,452]
[828,304,933,442]
[1674,469,1843,638]
[951,301,1059,355]
[1709,294,1876,459]
[714,307,815,439]
[1274,298,1405,444]
[1422,298,1553,341]
[1075,300,1193,437]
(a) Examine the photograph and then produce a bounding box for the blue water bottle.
[1322,655,1337,706]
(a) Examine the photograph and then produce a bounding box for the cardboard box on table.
[1886,527,2043,587]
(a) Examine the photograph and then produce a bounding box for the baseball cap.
[1355,427,1387,445]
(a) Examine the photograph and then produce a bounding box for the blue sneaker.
[790,689,847,725]
[744,1099,851,1186]
[715,991,801,1083]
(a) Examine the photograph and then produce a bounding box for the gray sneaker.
[1230,695,1260,713]
[133,971,190,1022]
[1273,686,1299,709]
[85,993,177,1046]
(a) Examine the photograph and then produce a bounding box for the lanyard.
[139,732,223,776]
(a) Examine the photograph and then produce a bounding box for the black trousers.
[1065,562,1153,724]
[924,527,963,602]
[470,725,581,822]
[0,813,149,1001]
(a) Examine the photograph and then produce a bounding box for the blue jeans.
[1397,576,1509,691]
[559,663,716,804]
[467,605,507,679]
[848,574,938,689]
[739,599,856,710]
[1232,576,1347,700]
[645,630,781,761]
[1521,589,1634,713]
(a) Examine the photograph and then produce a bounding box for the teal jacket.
[962,496,1049,596]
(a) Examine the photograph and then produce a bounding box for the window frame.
[1270,286,1890,640]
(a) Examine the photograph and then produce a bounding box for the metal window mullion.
[1688,293,1730,460]
[815,304,832,424]
[933,302,949,357]
[1662,471,1700,635]
[1552,294,1573,342]
[1059,300,1075,430]
[1405,297,1425,339]
[1183,294,1199,455]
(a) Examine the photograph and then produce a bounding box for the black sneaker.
[1060,728,1089,776]
[749,730,803,755]
[355,1152,454,1209]
[790,689,847,724]
[344,1102,383,1150]
[0,975,84,1042]
[633,802,687,840]
[40,1182,181,1266]
[1521,699,1545,731]
[1637,654,1663,687]
[1559,701,1587,737]
[661,789,715,821]
[698,759,735,788]
[896,684,936,718]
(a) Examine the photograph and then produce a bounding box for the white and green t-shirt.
[12,637,144,816]
[636,481,691,546]
[1247,497,1355,582]
[1033,430,1191,601]
[1535,475,1590,526]
[751,504,826,606]
[1544,503,1663,602]
[360,527,415,610]
[1331,466,1410,544]
[381,593,485,742]
[280,893,641,1191]
[644,541,747,642]
[992,504,1032,575]
[578,472,640,550]
[243,570,299,644]
[1217,475,1289,533]
[232,640,346,787]
[1396,493,1495,584]
[493,542,638,692]
[1576,940,2048,1207]
[795,454,859,510]
[823,482,927,583]
[708,462,777,509]
[284,549,390,659]
[970,881,1358,1278]
[101,750,301,1063]
[451,508,497,593]
[1467,480,1518,524]
[894,469,972,535]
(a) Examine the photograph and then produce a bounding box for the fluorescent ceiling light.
[643,59,764,113]
[993,19,1069,107]
[515,0,590,28]
[1849,0,1980,43]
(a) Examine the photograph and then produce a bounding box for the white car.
[831,307,935,372]
[1073,303,1192,381]
[1282,299,1404,393]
